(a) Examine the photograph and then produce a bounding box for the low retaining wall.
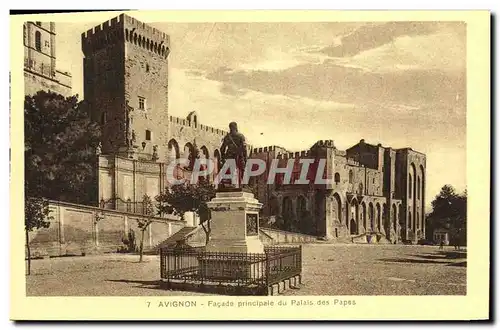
[27,200,186,258]
[259,227,318,245]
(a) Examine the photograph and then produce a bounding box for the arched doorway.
[410,163,417,234]
[332,193,342,224]
[167,139,180,162]
[282,196,293,230]
[392,204,397,233]
[350,199,359,235]
[199,146,210,181]
[399,204,404,240]
[368,203,374,232]
[183,142,195,170]
[419,164,425,232]
[350,219,357,235]
[361,203,367,232]
[297,195,308,233]
[269,196,279,216]
[376,203,381,232]
[213,149,221,176]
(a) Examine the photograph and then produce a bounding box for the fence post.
[265,252,270,291]
[299,245,302,284]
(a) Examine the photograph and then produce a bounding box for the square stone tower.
[81,14,170,159]
[24,21,72,97]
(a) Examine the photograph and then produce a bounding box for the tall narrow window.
[409,175,412,198]
[35,31,41,51]
[348,170,353,184]
[138,96,145,110]
[145,130,151,141]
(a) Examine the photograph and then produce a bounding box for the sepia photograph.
[10,9,490,320]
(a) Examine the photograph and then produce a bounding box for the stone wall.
[180,225,318,247]
[27,200,186,258]
[259,227,318,245]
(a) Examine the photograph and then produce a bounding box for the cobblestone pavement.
[26,244,466,296]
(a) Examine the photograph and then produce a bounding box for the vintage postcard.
[10,10,490,321]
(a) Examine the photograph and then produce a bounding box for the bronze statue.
[220,122,247,188]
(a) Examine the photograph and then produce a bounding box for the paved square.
[26,244,466,296]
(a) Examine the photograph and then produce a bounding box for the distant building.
[433,228,450,245]
[251,140,426,243]
[24,21,72,97]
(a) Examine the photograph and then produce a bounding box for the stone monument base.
[199,255,265,280]
[205,190,264,254]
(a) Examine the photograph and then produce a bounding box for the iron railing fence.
[159,245,302,293]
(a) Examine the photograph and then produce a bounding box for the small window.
[35,21,42,26]
[35,31,41,51]
[146,64,150,72]
[348,170,353,184]
[145,130,151,141]
[138,97,145,110]
[334,172,340,184]
[45,40,50,47]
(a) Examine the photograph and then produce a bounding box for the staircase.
[149,226,197,253]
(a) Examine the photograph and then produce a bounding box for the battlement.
[81,14,170,58]
[169,116,227,137]
[312,139,335,148]
[81,15,124,54]
[276,150,311,160]
[252,145,288,154]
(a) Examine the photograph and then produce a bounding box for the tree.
[24,91,101,205]
[137,194,155,262]
[156,181,216,245]
[428,185,467,247]
[25,197,52,275]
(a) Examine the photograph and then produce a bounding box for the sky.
[55,15,467,211]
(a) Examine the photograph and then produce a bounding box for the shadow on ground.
[106,279,163,290]
[379,250,467,267]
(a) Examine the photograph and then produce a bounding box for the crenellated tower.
[82,14,170,159]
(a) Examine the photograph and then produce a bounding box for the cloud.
[205,60,466,123]
[316,21,445,58]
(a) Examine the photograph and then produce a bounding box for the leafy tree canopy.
[428,184,467,232]
[24,91,101,204]
[156,180,216,223]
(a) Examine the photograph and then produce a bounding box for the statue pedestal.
[205,190,264,254]
[201,191,264,280]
